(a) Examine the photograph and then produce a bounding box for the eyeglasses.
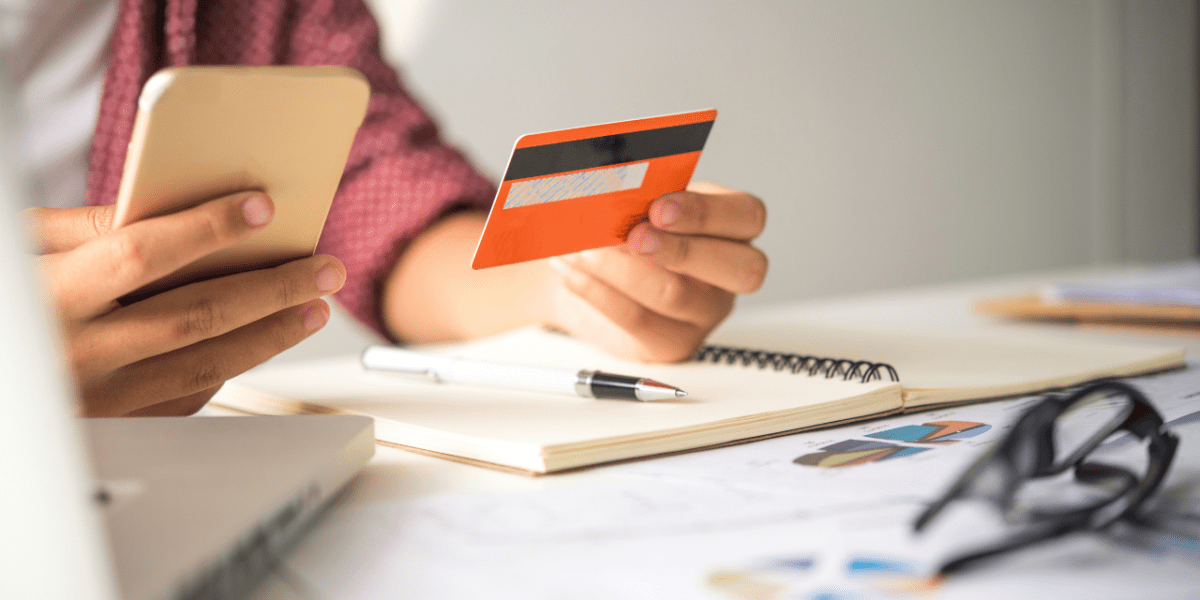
[913,380,1179,575]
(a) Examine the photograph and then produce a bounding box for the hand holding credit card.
[459,109,767,362]
[472,109,718,268]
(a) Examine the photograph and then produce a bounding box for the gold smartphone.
[112,66,370,298]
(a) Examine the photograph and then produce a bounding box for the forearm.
[381,211,555,343]
[380,184,767,362]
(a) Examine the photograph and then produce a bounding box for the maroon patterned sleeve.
[294,1,496,339]
[195,0,497,340]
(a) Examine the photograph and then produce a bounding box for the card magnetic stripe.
[502,120,715,181]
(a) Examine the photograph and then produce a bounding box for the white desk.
[239,264,1200,599]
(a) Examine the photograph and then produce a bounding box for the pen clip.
[361,346,445,382]
[381,364,441,382]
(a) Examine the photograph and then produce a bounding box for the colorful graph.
[864,420,991,444]
[793,440,930,468]
[793,421,991,468]
[756,556,816,572]
[709,554,935,600]
[845,555,917,576]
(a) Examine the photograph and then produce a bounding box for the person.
[12,0,767,418]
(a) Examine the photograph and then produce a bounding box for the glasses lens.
[1009,467,1130,519]
[1006,387,1150,522]
[1051,387,1134,470]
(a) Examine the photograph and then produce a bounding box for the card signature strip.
[502,120,714,181]
[504,162,650,209]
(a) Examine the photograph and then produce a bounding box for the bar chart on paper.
[792,440,931,468]
[793,421,992,469]
[864,420,992,444]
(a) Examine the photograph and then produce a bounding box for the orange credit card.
[471,109,717,269]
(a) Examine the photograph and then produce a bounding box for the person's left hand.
[548,181,767,362]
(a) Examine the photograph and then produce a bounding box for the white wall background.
[282,0,1199,359]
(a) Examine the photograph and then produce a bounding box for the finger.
[70,255,345,379]
[554,264,707,363]
[125,387,221,417]
[648,182,766,241]
[80,299,330,417]
[45,191,274,319]
[24,205,115,253]
[625,222,767,294]
[553,249,733,327]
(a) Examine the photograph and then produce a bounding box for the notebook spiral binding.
[694,345,900,384]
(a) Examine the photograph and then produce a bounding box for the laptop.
[0,71,373,600]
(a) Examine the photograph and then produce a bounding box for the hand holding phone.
[112,65,369,298]
[27,65,369,416]
[29,191,348,416]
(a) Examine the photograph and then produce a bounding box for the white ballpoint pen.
[360,345,687,402]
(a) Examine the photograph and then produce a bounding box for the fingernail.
[635,228,661,255]
[316,265,342,293]
[560,265,588,289]
[241,194,272,227]
[577,249,602,263]
[656,198,681,228]
[303,304,329,332]
[548,256,572,276]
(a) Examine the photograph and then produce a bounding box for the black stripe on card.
[502,120,715,181]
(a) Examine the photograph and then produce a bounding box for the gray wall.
[277,0,1199,360]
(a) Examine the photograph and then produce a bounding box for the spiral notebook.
[215,324,1183,474]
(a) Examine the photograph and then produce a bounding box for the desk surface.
[237,264,1200,600]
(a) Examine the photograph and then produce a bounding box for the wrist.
[381,211,560,343]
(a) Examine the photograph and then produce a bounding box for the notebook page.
[709,322,1184,408]
[224,328,901,472]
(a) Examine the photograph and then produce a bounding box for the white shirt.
[0,0,117,208]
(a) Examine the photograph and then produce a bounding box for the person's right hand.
[25,191,346,417]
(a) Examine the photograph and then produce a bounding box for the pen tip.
[632,379,687,401]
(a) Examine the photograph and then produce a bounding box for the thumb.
[23,205,115,254]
